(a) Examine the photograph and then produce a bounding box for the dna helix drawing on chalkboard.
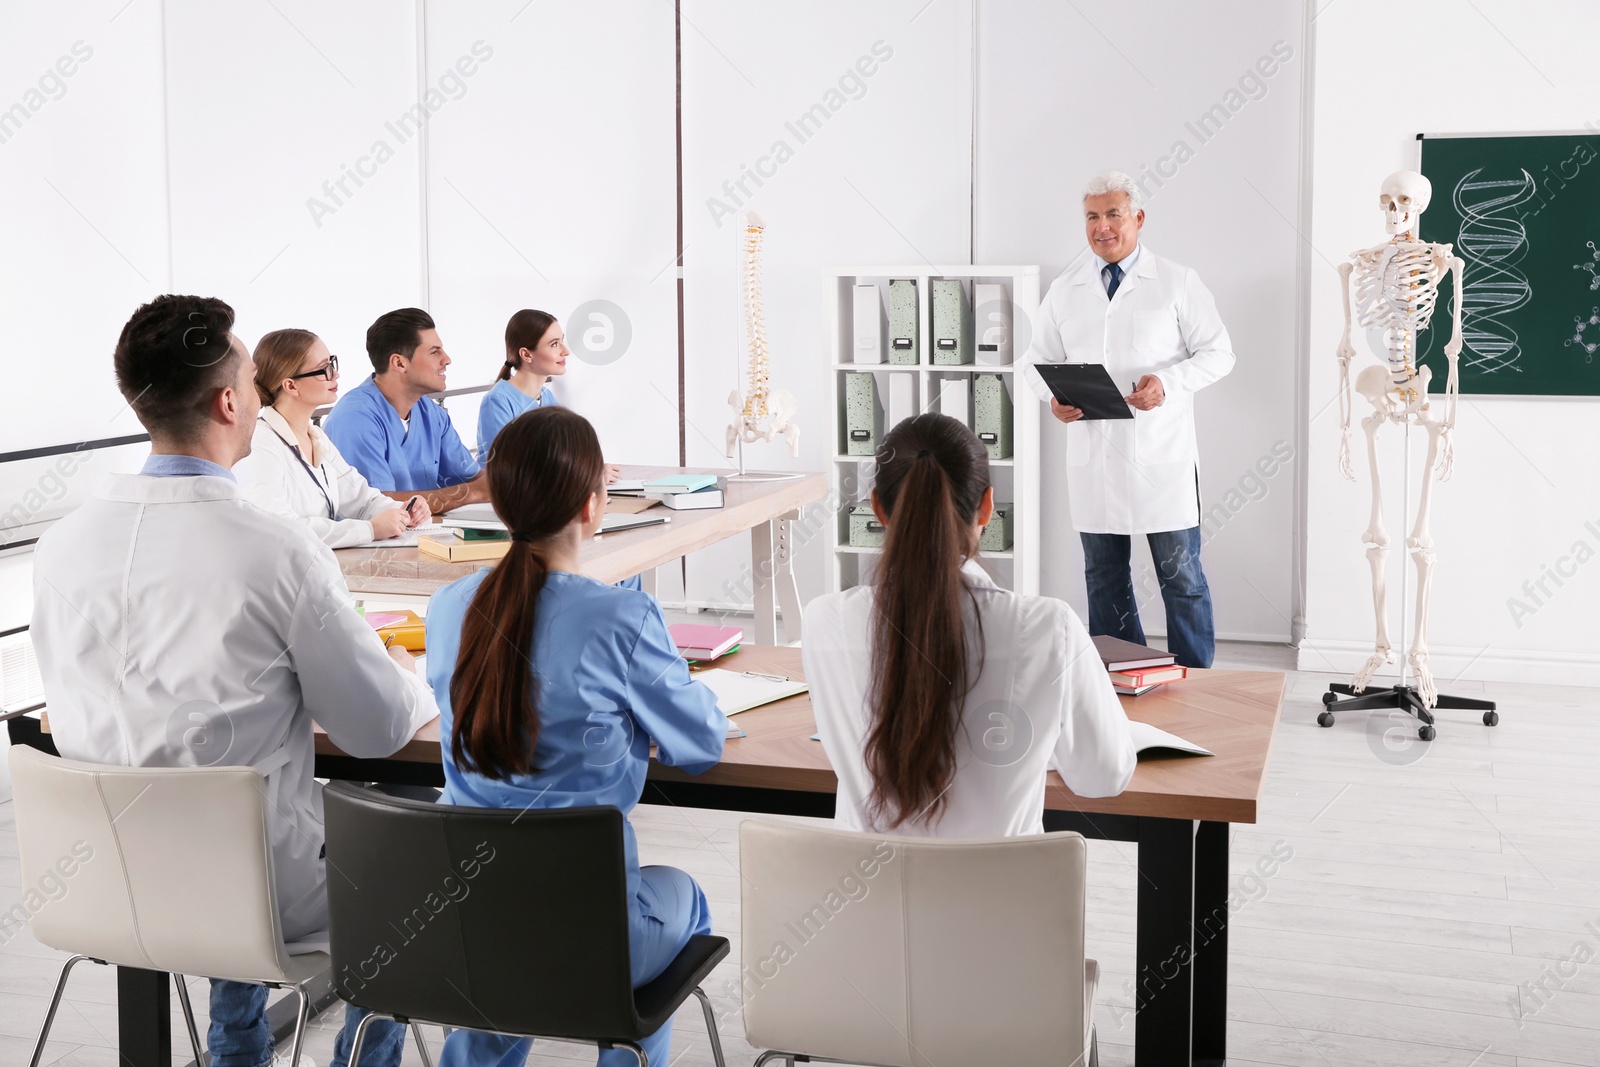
[1452,167,1536,375]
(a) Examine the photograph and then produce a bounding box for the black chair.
[322,782,729,1067]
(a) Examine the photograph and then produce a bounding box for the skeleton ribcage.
[1353,245,1442,333]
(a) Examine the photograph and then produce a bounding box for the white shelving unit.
[824,265,1041,597]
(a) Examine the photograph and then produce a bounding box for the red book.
[669,623,744,661]
[1108,664,1188,688]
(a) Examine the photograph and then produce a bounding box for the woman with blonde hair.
[236,329,427,547]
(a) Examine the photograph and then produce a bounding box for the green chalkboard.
[1416,132,1600,396]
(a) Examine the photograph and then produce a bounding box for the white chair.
[739,819,1099,1067]
[8,745,332,1067]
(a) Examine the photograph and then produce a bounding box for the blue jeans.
[437,865,713,1067]
[1081,527,1214,668]
[207,980,404,1067]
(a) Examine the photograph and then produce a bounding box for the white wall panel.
[975,0,1305,643]
[421,0,679,463]
[680,0,975,618]
[1304,0,1600,685]
[163,0,424,371]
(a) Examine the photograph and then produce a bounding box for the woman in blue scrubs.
[427,407,727,1067]
[475,309,563,462]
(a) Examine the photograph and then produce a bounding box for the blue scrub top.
[322,376,480,492]
[476,377,557,461]
[426,568,726,901]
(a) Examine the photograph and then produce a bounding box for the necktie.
[1104,261,1124,299]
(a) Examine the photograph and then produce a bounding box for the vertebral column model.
[1334,170,1465,707]
[726,212,801,459]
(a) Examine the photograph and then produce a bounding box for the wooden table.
[313,646,1285,1067]
[334,465,829,645]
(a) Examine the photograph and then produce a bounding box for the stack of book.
[1091,635,1188,696]
[669,623,744,662]
[611,474,727,511]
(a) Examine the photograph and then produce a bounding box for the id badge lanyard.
[267,424,343,521]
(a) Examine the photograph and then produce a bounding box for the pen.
[742,670,789,682]
[405,495,422,523]
[383,633,396,649]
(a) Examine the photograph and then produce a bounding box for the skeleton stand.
[1318,422,1498,739]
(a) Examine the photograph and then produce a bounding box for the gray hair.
[1082,171,1143,213]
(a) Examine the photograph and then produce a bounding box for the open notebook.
[1128,721,1213,757]
[350,522,451,549]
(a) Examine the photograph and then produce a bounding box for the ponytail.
[864,414,990,828]
[501,308,557,384]
[449,407,606,780]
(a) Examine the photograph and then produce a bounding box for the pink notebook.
[669,623,744,660]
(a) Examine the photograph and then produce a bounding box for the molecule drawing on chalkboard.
[1576,241,1600,291]
[1565,308,1600,362]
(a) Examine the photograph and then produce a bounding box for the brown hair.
[251,329,319,406]
[499,309,558,381]
[865,413,991,828]
[449,406,606,780]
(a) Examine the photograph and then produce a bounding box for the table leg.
[773,510,803,644]
[750,520,778,645]
[639,566,659,597]
[1192,821,1229,1065]
[1135,817,1195,1067]
[118,967,171,1067]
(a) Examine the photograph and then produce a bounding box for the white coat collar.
[100,472,242,504]
[259,406,327,464]
[1069,243,1155,288]
[961,558,1001,591]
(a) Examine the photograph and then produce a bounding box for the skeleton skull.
[1378,170,1432,236]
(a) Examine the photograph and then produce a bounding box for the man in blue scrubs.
[324,308,490,513]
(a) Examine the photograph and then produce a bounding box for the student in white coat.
[30,295,438,1067]
[1026,171,1236,668]
[802,413,1136,836]
[236,328,429,549]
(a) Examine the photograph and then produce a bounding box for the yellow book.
[417,532,511,563]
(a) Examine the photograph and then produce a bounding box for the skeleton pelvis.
[1356,363,1431,418]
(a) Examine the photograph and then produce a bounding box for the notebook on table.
[1091,634,1177,672]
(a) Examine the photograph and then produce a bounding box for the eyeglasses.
[288,354,339,382]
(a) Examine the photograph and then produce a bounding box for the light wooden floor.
[4,640,1598,1067]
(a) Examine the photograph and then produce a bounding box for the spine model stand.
[1319,170,1497,740]
[726,212,801,463]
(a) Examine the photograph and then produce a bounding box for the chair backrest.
[739,819,1089,1067]
[322,782,640,1040]
[6,745,296,983]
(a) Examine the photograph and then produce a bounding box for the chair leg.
[172,974,206,1067]
[615,1041,648,1066]
[751,1052,794,1067]
[282,985,311,1067]
[344,1008,388,1067]
[1088,1024,1099,1067]
[408,1022,434,1067]
[28,955,93,1067]
[690,987,728,1067]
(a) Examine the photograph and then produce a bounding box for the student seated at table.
[424,406,726,1067]
[236,328,430,548]
[478,309,621,484]
[323,307,489,515]
[803,413,1138,836]
[30,294,437,1067]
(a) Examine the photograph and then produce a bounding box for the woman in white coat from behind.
[802,413,1138,836]
[237,329,428,548]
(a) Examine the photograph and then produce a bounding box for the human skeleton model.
[1334,171,1465,708]
[726,212,801,459]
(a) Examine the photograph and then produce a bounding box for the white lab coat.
[234,407,403,549]
[1025,245,1236,534]
[30,472,438,948]
[802,561,1137,836]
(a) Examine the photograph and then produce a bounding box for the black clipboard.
[1034,363,1134,420]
